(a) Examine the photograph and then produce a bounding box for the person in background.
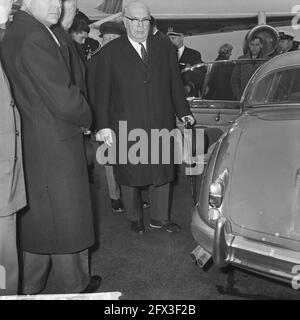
[0,0,26,296]
[215,43,233,61]
[150,15,169,40]
[93,1,195,235]
[1,0,100,294]
[277,31,298,55]
[231,36,266,100]
[167,26,202,70]
[69,10,90,60]
[87,21,126,213]
[99,20,124,46]
[205,43,235,100]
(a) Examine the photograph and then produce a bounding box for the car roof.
[254,51,300,79]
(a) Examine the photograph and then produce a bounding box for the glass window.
[246,67,300,107]
[246,73,275,106]
[181,65,208,98]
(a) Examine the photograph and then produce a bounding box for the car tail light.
[208,169,228,222]
[209,181,224,208]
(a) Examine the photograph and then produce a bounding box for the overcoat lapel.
[59,38,72,73]
[147,35,160,80]
[121,36,148,73]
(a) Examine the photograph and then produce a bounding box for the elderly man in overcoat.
[1,0,100,294]
[0,0,26,296]
[93,1,194,235]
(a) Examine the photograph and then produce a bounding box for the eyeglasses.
[125,16,151,26]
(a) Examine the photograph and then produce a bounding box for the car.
[180,59,266,148]
[177,59,266,202]
[190,50,300,286]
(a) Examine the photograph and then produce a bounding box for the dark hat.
[99,21,125,37]
[279,31,294,40]
[166,26,183,36]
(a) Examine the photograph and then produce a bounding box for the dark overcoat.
[93,35,191,187]
[179,46,202,70]
[52,25,87,97]
[1,11,95,254]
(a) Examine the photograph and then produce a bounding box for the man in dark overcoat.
[93,1,194,235]
[167,27,202,70]
[1,0,99,294]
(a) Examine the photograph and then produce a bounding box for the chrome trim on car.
[213,217,230,268]
[192,211,300,284]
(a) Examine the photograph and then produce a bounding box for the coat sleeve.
[93,50,111,131]
[168,44,192,119]
[20,33,92,129]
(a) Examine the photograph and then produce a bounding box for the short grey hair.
[122,1,150,17]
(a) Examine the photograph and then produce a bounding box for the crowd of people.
[0,0,298,296]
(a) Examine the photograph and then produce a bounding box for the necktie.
[139,42,148,65]
[176,48,180,60]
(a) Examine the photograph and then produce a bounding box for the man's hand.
[95,128,113,147]
[181,115,196,126]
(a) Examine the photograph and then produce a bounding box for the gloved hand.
[181,115,196,126]
[95,128,114,147]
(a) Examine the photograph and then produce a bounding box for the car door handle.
[228,120,234,124]
[215,112,221,122]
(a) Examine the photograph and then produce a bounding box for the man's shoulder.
[184,47,201,56]
[3,13,52,50]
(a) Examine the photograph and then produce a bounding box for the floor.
[42,165,300,300]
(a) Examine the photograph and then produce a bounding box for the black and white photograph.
[0,0,300,304]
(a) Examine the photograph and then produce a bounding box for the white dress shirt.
[177,45,185,60]
[128,36,147,59]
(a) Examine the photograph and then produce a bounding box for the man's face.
[168,34,184,49]
[123,2,150,42]
[0,0,13,24]
[102,33,120,46]
[71,30,88,44]
[24,0,62,27]
[61,0,77,29]
[279,39,292,52]
[249,38,263,56]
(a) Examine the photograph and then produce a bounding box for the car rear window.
[246,67,300,107]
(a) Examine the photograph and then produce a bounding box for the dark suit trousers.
[122,183,171,222]
[22,250,90,294]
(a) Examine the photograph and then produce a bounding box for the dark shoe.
[131,220,145,235]
[111,199,125,213]
[142,201,150,209]
[149,220,181,233]
[81,275,102,293]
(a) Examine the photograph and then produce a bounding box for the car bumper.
[191,207,300,285]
